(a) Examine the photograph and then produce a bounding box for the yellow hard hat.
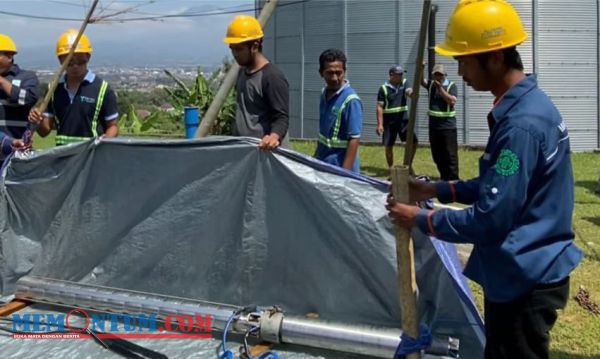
[0,34,17,53]
[56,29,93,56]
[223,15,264,44]
[435,0,528,57]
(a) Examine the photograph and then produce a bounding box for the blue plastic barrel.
[184,106,200,139]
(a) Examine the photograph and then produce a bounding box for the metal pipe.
[281,315,400,358]
[15,276,240,329]
[195,0,280,138]
[15,276,403,358]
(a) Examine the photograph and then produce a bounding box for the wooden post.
[391,166,421,359]
[391,1,432,358]
[403,0,432,170]
[0,299,30,317]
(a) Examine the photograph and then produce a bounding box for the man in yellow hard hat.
[0,34,39,159]
[420,63,459,181]
[386,1,581,358]
[29,29,118,145]
[224,15,289,149]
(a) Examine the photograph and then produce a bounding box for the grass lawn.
[31,134,600,357]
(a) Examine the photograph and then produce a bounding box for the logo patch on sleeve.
[495,149,520,176]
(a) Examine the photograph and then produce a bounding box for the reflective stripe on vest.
[428,81,456,118]
[319,93,360,149]
[56,80,108,146]
[55,135,95,145]
[382,79,408,114]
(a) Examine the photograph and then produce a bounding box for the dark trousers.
[484,277,570,359]
[429,128,459,181]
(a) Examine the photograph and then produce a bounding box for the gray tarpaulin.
[0,137,484,358]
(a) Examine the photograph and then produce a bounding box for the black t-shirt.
[235,63,289,146]
[47,72,118,138]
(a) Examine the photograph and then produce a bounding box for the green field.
[32,134,600,358]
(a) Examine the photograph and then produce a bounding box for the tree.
[163,59,236,136]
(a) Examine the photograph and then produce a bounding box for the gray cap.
[389,65,406,74]
[432,64,446,75]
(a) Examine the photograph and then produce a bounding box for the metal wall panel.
[537,32,596,64]
[345,64,394,94]
[304,34,344,63]
[347,32,398,64]
[263,0,600,150]
[277,63,301,91]
[303,117,320,139]
[275,36,302,65]
[274,3,302,37]
[303,89,322,139]
[537,0,598,151]
[346,0,397,33]
[304,62,325,91]
[464,94,495,146]
[303,90,321,123]
[537,64,597,94]
[262,35,275,63]
[510,0,533,69]
[288,89,302,138]
[304,2,343,36]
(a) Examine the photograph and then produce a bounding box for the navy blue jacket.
[0,64,39,139]
[416,75,582,302]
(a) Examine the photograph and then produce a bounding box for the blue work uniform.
[315,81,363,173]
[416,75,582,303]
[0,64,39,160]
[45,71,118,146]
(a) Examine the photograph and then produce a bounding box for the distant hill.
[14,40,230,69]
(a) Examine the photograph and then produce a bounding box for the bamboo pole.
[391,2,432,358]
[391,166,420,359]
[195,0,280,138]
[403,0,432,169]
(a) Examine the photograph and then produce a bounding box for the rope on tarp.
[393,324,432,359]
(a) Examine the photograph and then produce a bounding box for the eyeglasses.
[0,51,14,59]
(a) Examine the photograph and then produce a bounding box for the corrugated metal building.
[257,0,599,151]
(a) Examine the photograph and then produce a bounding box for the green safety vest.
[318,93,360,149]
[428,81,456,118]
[381,79,408,114]
[55,80,108,146]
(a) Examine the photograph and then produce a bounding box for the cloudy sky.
[0,0,255,68]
